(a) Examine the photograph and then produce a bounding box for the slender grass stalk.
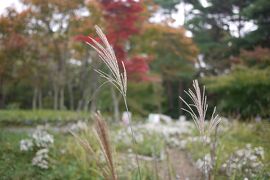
[179,79,222,179]
[94,113,117,180]
[87,25,141,179]
[123,98,142,178]
[179,80,222,137]
[71,113,117,180]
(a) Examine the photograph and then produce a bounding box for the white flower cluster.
[166,136,211,150]
[221,144,264,178]
[196,153,213,175]
[137,120,193,138]
[114,127,144,145]
[20,139,33,151]
[32,128,54,148]
[69,120,88,132]
[19,127,54,169]
[32,149,49,169]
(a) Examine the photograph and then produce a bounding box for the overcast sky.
[0,0,256,37]
[0,0,187,25]
[0,0,23,14]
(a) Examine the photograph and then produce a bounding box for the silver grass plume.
[87,25,142,179]
[93,113,117,180]
[86,25,127,97]
[71,113,117,180]
[179,80,222,136]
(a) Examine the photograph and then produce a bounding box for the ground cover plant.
[1,0,270,179]
[1,118,269,179]
[0,110,90,126]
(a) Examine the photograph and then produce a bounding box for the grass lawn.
[0,129,100,180]
[0,127,156,179]
[0,110,91,126]
[0,117,269,179]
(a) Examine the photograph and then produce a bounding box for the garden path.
[157,148,201,180]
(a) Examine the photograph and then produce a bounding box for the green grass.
[0,129,101,180]
[115,132,165,158]
[1,118,269,179]
[0,127,157,180]
[0,110,91,126]
[186,120,270,179]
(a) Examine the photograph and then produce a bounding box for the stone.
[122,111,131,126]
[148,113,160,124]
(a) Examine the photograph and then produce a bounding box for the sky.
[0,0,23,14]
[0,0,256,37]
[0,0,187,25]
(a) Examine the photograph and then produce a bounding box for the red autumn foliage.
[6,33,27,50]
[76,0,152,81]
[231,47,270,67]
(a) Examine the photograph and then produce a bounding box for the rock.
[122,111,131,126]
[159,114,172,123]
[148,113,160,124]
[179,115,186,122]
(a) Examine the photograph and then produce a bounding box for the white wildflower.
[20,139,33,151]
[221,145,265,178]
[32,129,54,148]
[69,121,88,132]
[32,148,49,169]
[196,154,212,174]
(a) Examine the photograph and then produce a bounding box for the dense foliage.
[205,67,270,118]
[0,0,270,118]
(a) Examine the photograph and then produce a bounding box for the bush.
[204,66,270,118]
[0,110,90,126]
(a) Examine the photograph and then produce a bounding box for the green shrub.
[0,110,91,126]
[204,66,270,118]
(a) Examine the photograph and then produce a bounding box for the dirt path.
[157,149,201,180]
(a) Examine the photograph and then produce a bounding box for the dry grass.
[87,25,127,98]
[179,80,222,137]
[71,113,117,180]
[86,25,141,179]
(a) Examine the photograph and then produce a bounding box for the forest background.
[0,0,270,120]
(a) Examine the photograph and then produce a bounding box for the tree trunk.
[90,93,97,113]
[68,82,74,110]
[153,83,162,113]
[32,87,38,110]
[0,79,6,108]
[167,81,173,110]
[59,87,65,110]
[53,85,58,110]
[178,80,183,115]
[38,88,42,109]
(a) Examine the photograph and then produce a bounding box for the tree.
[153,0,180,12]
[205,46,270,118]
[131,23,198,117]
[78,0,153,120]
[242,0,270,47]
[0,8,29,108]
[21,0,85,110]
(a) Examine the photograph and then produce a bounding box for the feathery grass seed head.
[179,80,222,136]
[87,25,127,97]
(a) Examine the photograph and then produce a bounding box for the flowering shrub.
[32,148,49,169]
[69,120,88,132]
[32,128,54,148]
[20,139,33,151]
[19,127,54,169]
[167,136,211,150]
[221,144,265,178]
[114,127,144,146]
[196,154,213,175]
